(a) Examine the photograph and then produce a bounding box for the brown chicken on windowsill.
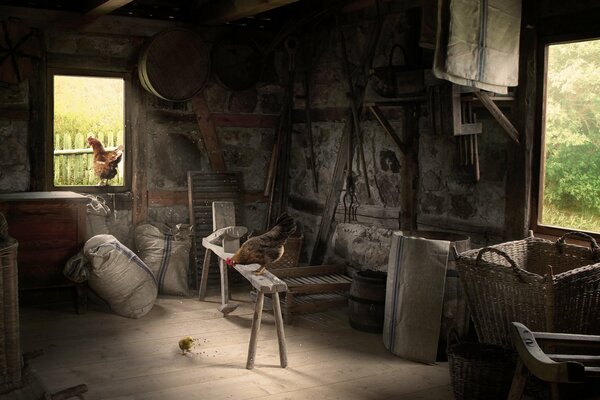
[88,136,124,186]
[225,213,296,275]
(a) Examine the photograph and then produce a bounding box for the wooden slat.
[548,354,600,366]
[368,105,409,155]
[198,0,301,25]
[310,123,350,265]
[84,0,134,19]
[474,91,519,143]
[534,332,600,348]
[271,265,346,278]
[286,282,351,294]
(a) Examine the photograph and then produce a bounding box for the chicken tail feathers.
[271,213,296,239]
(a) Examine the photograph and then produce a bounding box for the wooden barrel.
[348,270,387,333]
[138,28,209,102]
[401,231,471,359]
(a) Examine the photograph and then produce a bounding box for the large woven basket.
[457,232,600,347]
[447,341,516,400]
[0,238,21,394]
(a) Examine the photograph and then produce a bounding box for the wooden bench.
[199,202,288,370]
[508,321,600,400]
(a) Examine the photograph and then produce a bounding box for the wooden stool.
[199,202,288,369]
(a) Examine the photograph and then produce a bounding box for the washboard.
[187,171,243,289]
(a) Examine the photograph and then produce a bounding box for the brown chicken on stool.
[225,213,296,275]
[88,136,124,186]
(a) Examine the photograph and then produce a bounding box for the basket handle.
[555,231,600,261]
[475,247,531,282]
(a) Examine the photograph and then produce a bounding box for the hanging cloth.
[433,0,522,94]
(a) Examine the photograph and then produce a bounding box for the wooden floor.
[18,287,454,400]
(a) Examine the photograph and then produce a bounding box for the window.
[49,70,129,190]
[535,38,600,235]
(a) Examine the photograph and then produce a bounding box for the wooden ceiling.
[0,0,307,28]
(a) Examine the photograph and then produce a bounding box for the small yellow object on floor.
[178,336,195,355]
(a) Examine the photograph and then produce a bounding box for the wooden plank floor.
[19,287,454,400]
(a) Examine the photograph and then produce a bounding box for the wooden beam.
[341,0,418,13]
[84,0,133,19]
[505,0,536,241]
[401,105,418,231]
[191,94,227,173]
[310,123,349,265]
[0,6,186,36]
[148,190,265,207]
[50,0,134,30]
[212,113,279,128]
[148,191,188,207]
[198,0,300,25]
[132,76,148,226]
[368,105,409,155]
[474,91,519,143]
[0,107,28,121]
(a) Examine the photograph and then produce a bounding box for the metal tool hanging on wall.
[452,85,482,181]
[335,13,374,222]
[264,36,298,229]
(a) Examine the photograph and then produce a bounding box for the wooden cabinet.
[0,191,89,312]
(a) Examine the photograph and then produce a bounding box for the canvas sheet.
[383,233,449,364]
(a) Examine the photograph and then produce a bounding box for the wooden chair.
[508,321,600,400]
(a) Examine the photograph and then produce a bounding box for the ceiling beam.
[83,0,134,19]
[198,0,300,25]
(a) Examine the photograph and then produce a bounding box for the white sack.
[135,224,192,296]
[84,234,157,318]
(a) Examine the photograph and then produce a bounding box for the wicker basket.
[457,232,600,347]
[447,341,516,400]
[267,234,303,269]
[0,238,21,394]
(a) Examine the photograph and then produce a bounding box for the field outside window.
[53,74,125,187]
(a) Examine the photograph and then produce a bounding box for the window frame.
[530,32,600,241]
[46,68,132,193]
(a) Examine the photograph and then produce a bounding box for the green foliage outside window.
[542,39,600,232]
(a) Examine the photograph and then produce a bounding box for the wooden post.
[198,250,211,300]
[272,292,287,367]
[246,291,265,370]
[507,360,528,400]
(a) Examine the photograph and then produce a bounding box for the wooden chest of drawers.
[0,191,89,312]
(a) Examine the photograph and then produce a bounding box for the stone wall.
[0,8,514,275]
[0,83,30,192]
